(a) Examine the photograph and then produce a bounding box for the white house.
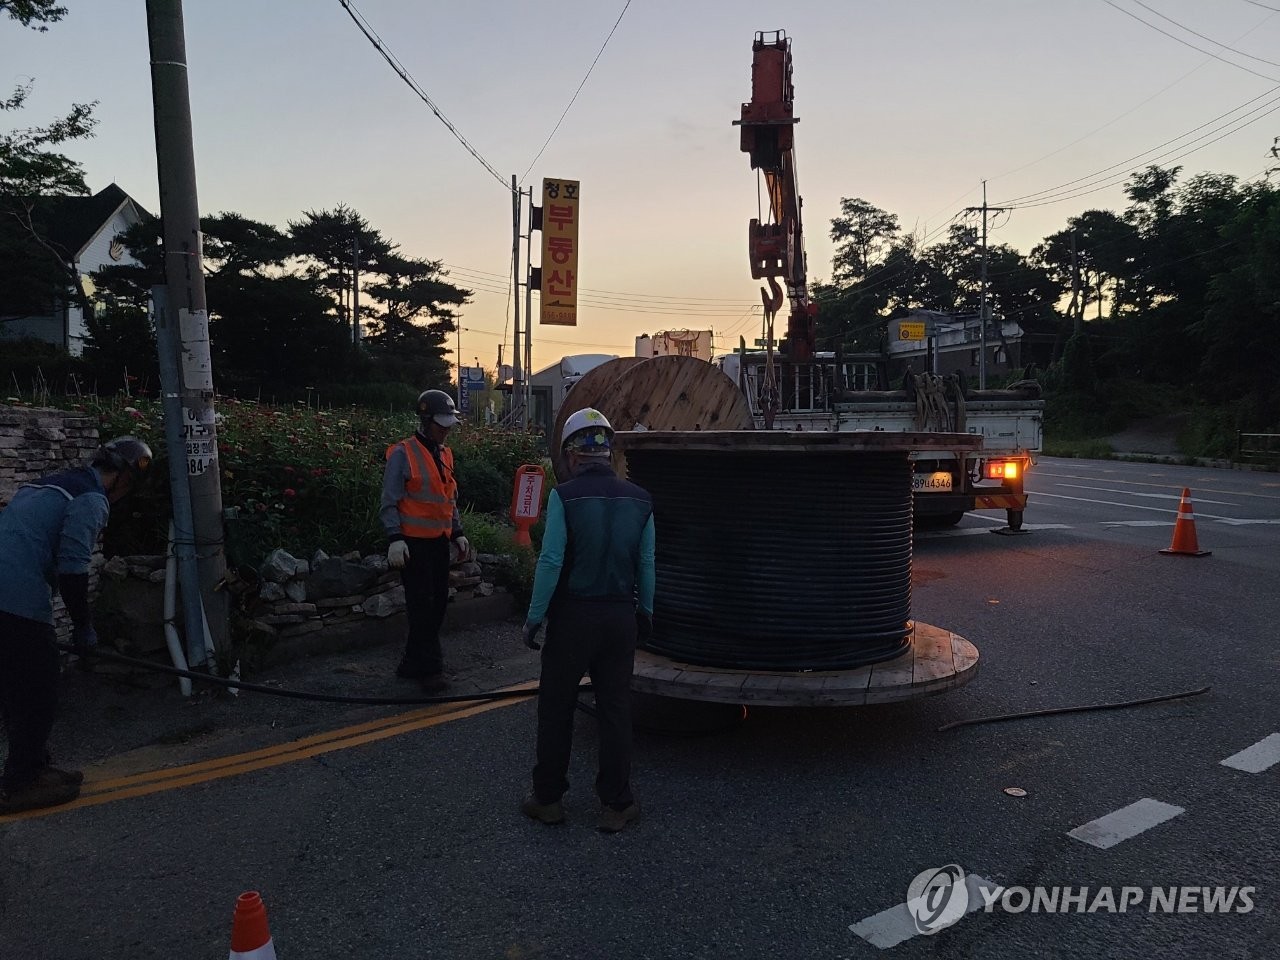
[1,184,150,356]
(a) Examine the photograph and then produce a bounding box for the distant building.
[0,184,151,356]
[635,329,713,361]
[887,309,1039,381]
[520,353,617,434]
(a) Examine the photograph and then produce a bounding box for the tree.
[0,1,67,30]
[828,197,901,283]
[362,253,470,387]
[1,3,99,318]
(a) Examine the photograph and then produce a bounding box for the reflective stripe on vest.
[390,437,457,538]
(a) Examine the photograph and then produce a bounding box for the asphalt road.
[2,456,1278,959]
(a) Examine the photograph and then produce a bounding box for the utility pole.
[510,174,522,426]
[523,185,534,428]
[352,234,361,346]
[1070,230,1082,337]
[146,0,227,658]
[965,181,1010,389]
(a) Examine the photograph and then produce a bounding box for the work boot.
[598,801,640,833]
[0,776,80,815]
[395,659,428,680]
[419,673,449,694]
[39,766,84,788]
[521,794,566,825]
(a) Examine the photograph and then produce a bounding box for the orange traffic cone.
[1160,488,1211,557]
[229,891,277,959]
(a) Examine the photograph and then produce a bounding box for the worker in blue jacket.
[520,408,655,833]
[0,437,152,814]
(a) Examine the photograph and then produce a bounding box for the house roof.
[28,184,153,262]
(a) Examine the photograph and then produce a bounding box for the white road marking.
[1053,482,1238,506]
[1214,518,1280,526]
[1221,734,1280,774]
[1102,520,1173,527]
[1030,490,1266,524]
[1068,798,1185,849]
[849,873,1001,949]
[1035,469,1280,502]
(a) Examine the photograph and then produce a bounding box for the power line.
[442,262,754,303]
[1100,0,1280,82]
[1003,94,1280,209]
[338,0,509,190]
[1240,0,1280,11]
[1124,0,1280,68]
[520,0,632,183]
[993,84,1280,206]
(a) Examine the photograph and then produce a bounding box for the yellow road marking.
[1,683,538,823]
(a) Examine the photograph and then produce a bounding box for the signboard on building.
[898,321,926,342]
[636,329,713,361]
[539,178,579,326]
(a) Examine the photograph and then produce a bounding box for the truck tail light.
[985,459,1020,481]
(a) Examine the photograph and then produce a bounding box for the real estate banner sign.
[540,178,579,326]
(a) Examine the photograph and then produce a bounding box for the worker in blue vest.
[381,389,470,693]
[520,408,655,833]
[0,436,152,814]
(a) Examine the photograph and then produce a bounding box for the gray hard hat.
[93,436,154,482]
[416,389,460,427]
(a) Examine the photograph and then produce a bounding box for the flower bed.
[76,395,545,567]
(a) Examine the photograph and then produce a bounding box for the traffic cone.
[229,891,277,959]
[1160,488,1211,557]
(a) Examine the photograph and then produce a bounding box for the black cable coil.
[626,448,913,671]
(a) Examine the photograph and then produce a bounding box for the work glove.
[523,621,544,651]
[452,536,472,563]
[636,610,653,644]
[387,540,410,569]
[71,622,99,654]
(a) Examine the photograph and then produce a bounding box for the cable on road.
[936,685,1211,732]
[57,642,570,707]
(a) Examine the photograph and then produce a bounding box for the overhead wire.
[1123,0,1280,68]
[1100,0,1280,82]
[520,0,633,183]
[1001,94,1280,209]
[337,0,509,190]
[992,84,1280,207]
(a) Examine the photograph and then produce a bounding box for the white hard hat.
[561,407,614,455]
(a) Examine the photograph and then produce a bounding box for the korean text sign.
[540,178,579,326]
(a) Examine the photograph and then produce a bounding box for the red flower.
[283,488,296,497]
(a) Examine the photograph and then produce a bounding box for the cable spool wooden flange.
[597,355,755,436]
[551,355,755,481]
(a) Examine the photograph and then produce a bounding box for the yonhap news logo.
[904,865,1254,937]
[907,864,970,934]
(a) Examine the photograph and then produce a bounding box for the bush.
[65,395,547,566]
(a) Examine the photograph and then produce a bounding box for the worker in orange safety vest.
[380,389,471,692]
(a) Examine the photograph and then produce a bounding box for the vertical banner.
[539,178,579,326]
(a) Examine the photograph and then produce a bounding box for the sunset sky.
[3,0,1277,375]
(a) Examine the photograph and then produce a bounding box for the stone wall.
[0,404,102,641]
[98,545,507,656]
[0,404,100,506]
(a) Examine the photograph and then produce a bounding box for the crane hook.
[759,276,784,316]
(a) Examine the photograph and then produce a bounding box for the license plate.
[912,471,953,493]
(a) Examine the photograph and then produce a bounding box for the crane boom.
[734,30,815,362]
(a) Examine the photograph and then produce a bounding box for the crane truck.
[728,30,1043,530]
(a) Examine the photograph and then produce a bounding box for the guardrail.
[1237,432,1280,464]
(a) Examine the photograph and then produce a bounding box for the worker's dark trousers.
[0,610,59,791]
[398,535,451,677]
[533,598,638,809]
